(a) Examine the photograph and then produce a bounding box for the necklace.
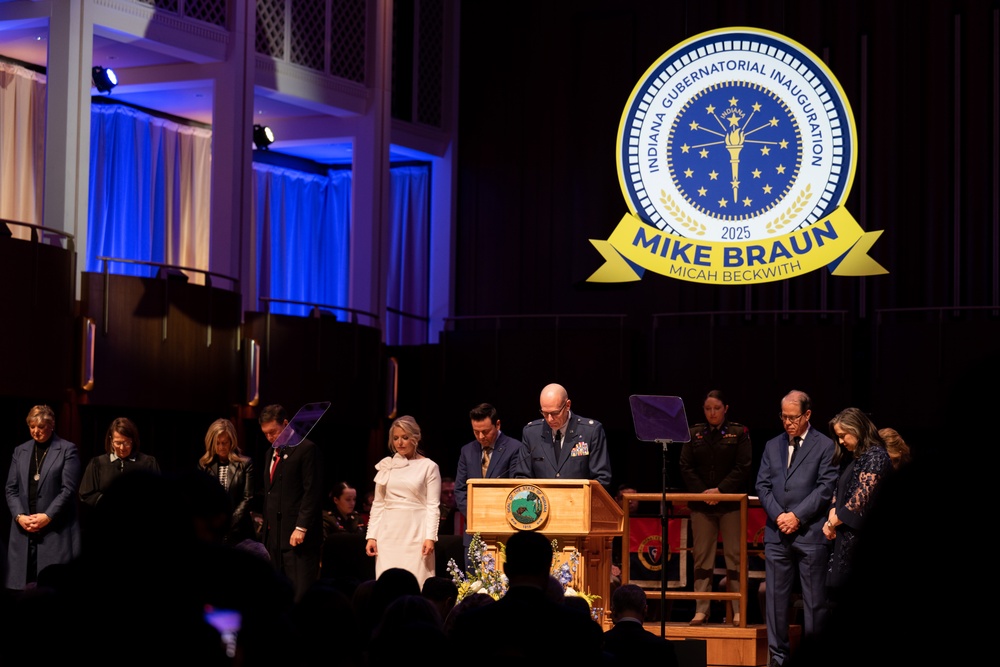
[33,443,50,482]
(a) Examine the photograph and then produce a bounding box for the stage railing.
[1,218,75,251]
[259,296,379,326]
[621,492,750,628]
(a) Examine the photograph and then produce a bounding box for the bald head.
[540,383,568,404]
[539,383,571,430]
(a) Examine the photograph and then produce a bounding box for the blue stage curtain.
[386,165,430,345]
[252,163,350,318]
[87,103,212,278]
[85,102,430,334]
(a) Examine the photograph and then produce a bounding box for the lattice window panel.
[290,0,326,72]
[416,0,443,127]
[256,0,286,59]
[184,0,227,27]
[329,0,367,83]
[120,1,227,25]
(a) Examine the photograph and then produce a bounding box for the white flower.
[564,586,578,597]
[468,580,483,593]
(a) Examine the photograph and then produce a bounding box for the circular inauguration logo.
[589,27,885,286]
[618,27,855,241]
[505,485,550,530]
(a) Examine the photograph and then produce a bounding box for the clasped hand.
[776,511,800,534]
[17,513,50,532]
[823,509,839,540]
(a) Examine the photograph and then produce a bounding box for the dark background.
[410,0,999,493]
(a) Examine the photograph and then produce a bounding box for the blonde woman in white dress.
[365,415,441,586]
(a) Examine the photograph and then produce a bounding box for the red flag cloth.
[627,516,688,588]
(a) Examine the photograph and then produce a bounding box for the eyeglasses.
[779,414,805,424]
[540,403,568,418]
[111,439,132,447]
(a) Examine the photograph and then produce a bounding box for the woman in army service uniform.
[680,390,753,625]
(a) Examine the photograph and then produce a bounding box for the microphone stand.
[657,437,674,637]
[627,394,690,639]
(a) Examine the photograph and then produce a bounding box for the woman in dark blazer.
[198,418,256,546]
[5,405,82,591]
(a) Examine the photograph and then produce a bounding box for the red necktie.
[270,450,281,482]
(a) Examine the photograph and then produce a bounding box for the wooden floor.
[641,621,801,667]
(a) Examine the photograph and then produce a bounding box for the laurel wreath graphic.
[765,185,812,234]
[660,191,707,236]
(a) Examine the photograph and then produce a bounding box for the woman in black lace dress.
[822,408,892,596]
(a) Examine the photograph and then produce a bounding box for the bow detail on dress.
[374,453,409,484]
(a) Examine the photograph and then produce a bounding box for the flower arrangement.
[446,532,508,601]
[550,543,601,606]
[446,532,600,607]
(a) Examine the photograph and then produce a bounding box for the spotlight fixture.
[253,124,275,150]
[92,66,118,94]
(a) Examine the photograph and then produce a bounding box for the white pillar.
[348,0,393,340]
[209,1,256,312]
[44,0,94,298]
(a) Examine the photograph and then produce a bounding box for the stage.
[645,622,800,667]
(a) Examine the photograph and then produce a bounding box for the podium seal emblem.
[505,484,550,530]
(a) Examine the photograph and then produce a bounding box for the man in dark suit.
[454,403,523,567]
[513,383,612,486]
[260,403,324,602]
[451,529,603,660]
[755,390,838,667]
[603,583,679,666]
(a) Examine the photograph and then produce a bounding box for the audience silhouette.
[450,529,603,660]
[6,456,934,667]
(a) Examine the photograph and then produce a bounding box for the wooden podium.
[466,478,623,626]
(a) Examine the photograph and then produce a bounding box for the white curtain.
[0,61,46,239]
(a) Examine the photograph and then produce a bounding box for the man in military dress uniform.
[513,383,612,487]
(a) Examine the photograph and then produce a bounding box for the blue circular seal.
[617,27,857,242]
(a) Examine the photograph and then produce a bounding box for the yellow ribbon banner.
[587,208,887,285]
